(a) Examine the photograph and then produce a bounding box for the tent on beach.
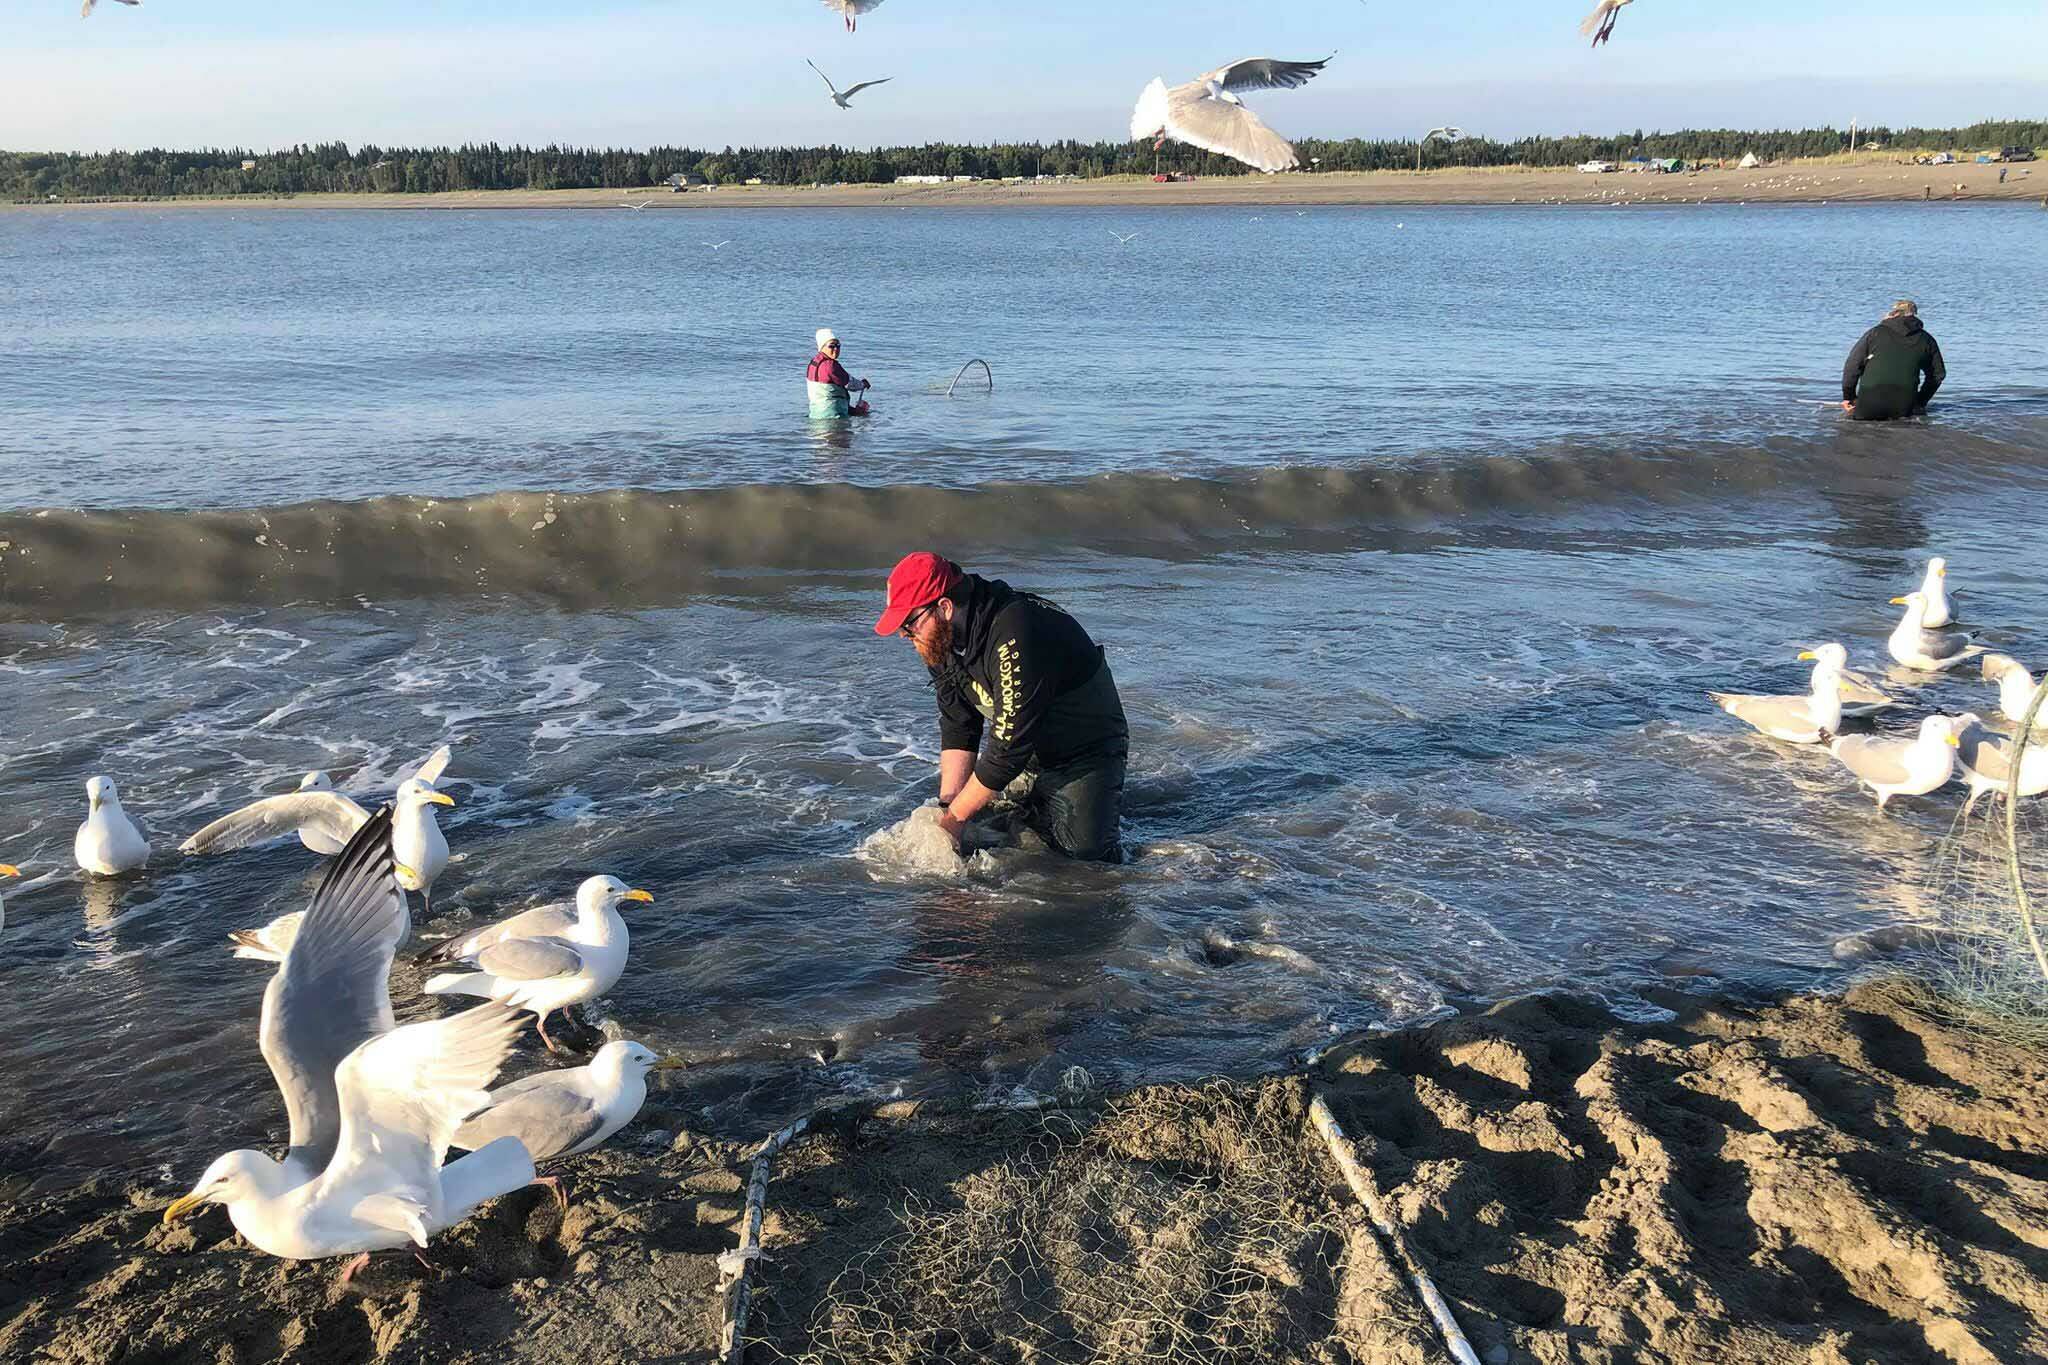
[1738,151,1762,169]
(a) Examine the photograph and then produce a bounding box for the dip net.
[748,1078,1426,1365]
[1925,706,2048,1043]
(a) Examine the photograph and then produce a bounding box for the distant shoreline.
[9,160,2042,211]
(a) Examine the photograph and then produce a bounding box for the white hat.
[815,327,838,349]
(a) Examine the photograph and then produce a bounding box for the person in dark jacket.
[1841,299,1945,421]
[875,552,1129,863]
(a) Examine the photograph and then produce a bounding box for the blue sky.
[4,0,2044,152]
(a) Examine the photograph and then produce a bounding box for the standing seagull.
[807,59,891,109]
[76,776,149,877]
[1130,56,1333,174]
[821,0,882,32]
[1581,0,1635,46]
[1886,591,1984,672]
[82,0,141,15]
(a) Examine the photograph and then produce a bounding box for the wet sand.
[13,159,2043,212]
[6,979,2046,1364]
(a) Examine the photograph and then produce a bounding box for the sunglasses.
[898,603,937,638]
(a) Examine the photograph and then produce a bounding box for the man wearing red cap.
[876,552,1129,863]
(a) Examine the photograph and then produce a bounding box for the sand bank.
[12,160,2044,213]
[5,979,2046,1363]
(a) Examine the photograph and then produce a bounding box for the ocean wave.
[4,426,2042,615]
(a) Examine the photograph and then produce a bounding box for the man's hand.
[1840,400,1854,412]
[935,809,966,849]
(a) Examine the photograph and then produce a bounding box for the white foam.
[856,806,996,881]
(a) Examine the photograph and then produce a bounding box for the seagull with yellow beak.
[420,875,653,1054]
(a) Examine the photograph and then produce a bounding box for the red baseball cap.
[874,552,962,636]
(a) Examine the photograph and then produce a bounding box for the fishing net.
[749,1078,1425,1365]
[1923,703,2048,1044]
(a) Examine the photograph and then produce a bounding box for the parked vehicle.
[2003,147,2038,162]
[1576,160,1615,174]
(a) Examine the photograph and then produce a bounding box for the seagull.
[161,812,543,1283]
[1916,556,1959,628]
[1581,0,1634,47]
[1952,713,2048,816]
[181,753,456,917]
[620,200,651,212]
[1886,592,1985,672]
[1130,56,1332,174]
[1982,655,2047,728]
[820,0,882,32]
[75,776,149,877]
[704,241,730,250]
[1826,714,1960,808]
[1708,646,1845,744]
[180,747,449,858]
[807,58,891,110]
[452,1041,682,1163]
[420,876,653,1055]
[1110,230,1140,245]
[0,863,18,933]
[82,0,141,16]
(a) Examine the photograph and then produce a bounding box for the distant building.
[240,159,257,171]
[663,172,705,190]
[895,174,949,185]
[743,177,765,186]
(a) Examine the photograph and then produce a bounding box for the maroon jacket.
[808,351,851,386]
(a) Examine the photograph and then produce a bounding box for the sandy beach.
[6,978,2045,1364]
[13,159,2044,212]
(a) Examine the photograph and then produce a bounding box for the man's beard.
[914,613,954,669]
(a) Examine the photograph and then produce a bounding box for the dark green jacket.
[1842,315,1945,413]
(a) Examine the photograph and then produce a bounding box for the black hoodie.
[930,573,1129,792]
[1842,314,1945,412]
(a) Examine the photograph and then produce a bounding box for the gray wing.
[1955,725,2012,784]
[1830,737,1912,787]
[452,1082,608,1161]
[1711,692,1820,739]
[475,935,585,980]
[1208,56,1331,93]
[1916,630,1977,663]
[416,899,574,967]
[1165,82,1299,173]
[180,790,369,855]
[260,807,403,1170]
[806,58,838,94]
[840,78,892,99]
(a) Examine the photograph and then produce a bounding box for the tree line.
[4,120,2042,200]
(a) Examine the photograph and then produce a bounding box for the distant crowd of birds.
[10,747,679,1282]
[1709,557,2048,811]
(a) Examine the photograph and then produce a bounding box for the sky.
[3,0,2044,153]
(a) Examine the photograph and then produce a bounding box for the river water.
[3,203,2046,1185]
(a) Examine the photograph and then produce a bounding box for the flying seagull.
[1110,230,1139,245]
[704,240,730,250]
[82,0,141,15]
[620,200,651,212]
[808,58,891,109]
[1581,0,1634,46]
[820,0,882,32]
[1130,56,1332,174]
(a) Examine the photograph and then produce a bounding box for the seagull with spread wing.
[1130,56,1333,174]
[808,58,891,109]
[1581,0,1635,46]
[820,0,882,32]
[82,0,141,16]
[162,811,545,1284]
